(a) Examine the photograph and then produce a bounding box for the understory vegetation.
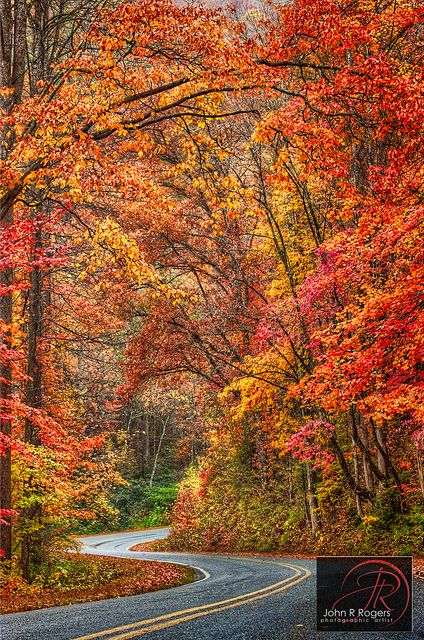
[0,554,195,613]
[76,481,179,534]
[166,447,424,556]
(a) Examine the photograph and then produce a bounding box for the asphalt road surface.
[2,529,423,640]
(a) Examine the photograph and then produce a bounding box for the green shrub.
[74,480,179,533]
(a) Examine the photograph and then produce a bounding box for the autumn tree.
[2,0,422,570]
[0,0,257,577]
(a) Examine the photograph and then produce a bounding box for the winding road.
[2,529,423,640]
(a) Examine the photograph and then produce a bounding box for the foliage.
[77,481,179,533]
[1,0,423,583]
[0,553,195,614]
[167,442,424,557]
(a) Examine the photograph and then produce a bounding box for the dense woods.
[1,0,423,590]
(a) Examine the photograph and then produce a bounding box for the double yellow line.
[73,559,311,640]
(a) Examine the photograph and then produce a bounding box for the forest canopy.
[0,0,423,584]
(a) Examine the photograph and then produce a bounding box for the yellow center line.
[73,560,311,640]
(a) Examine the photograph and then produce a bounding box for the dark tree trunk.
[20,222,44,581]
[0,199,13,563]
[305,462,320,534]
[0,0,26,564]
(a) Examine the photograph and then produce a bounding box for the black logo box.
[316,556,413,632]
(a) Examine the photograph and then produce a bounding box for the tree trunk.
[371,419,405,512]
[20,222,44,581]
[352,436,364,518]
[375,424,388,483]
[330,433,374,502]
[149,415,169,488]
[301,464,311,530]
[144,413,150,474]
[0,0,29,567]
[305,462,320,534]
[358,413,374,495]
[417,450,424,502]
[0,199,13,563]
[0,0,26,561]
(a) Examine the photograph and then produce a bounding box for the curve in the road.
[73,529,310,640]
[4,529,422,640]
[73,563,310,640]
